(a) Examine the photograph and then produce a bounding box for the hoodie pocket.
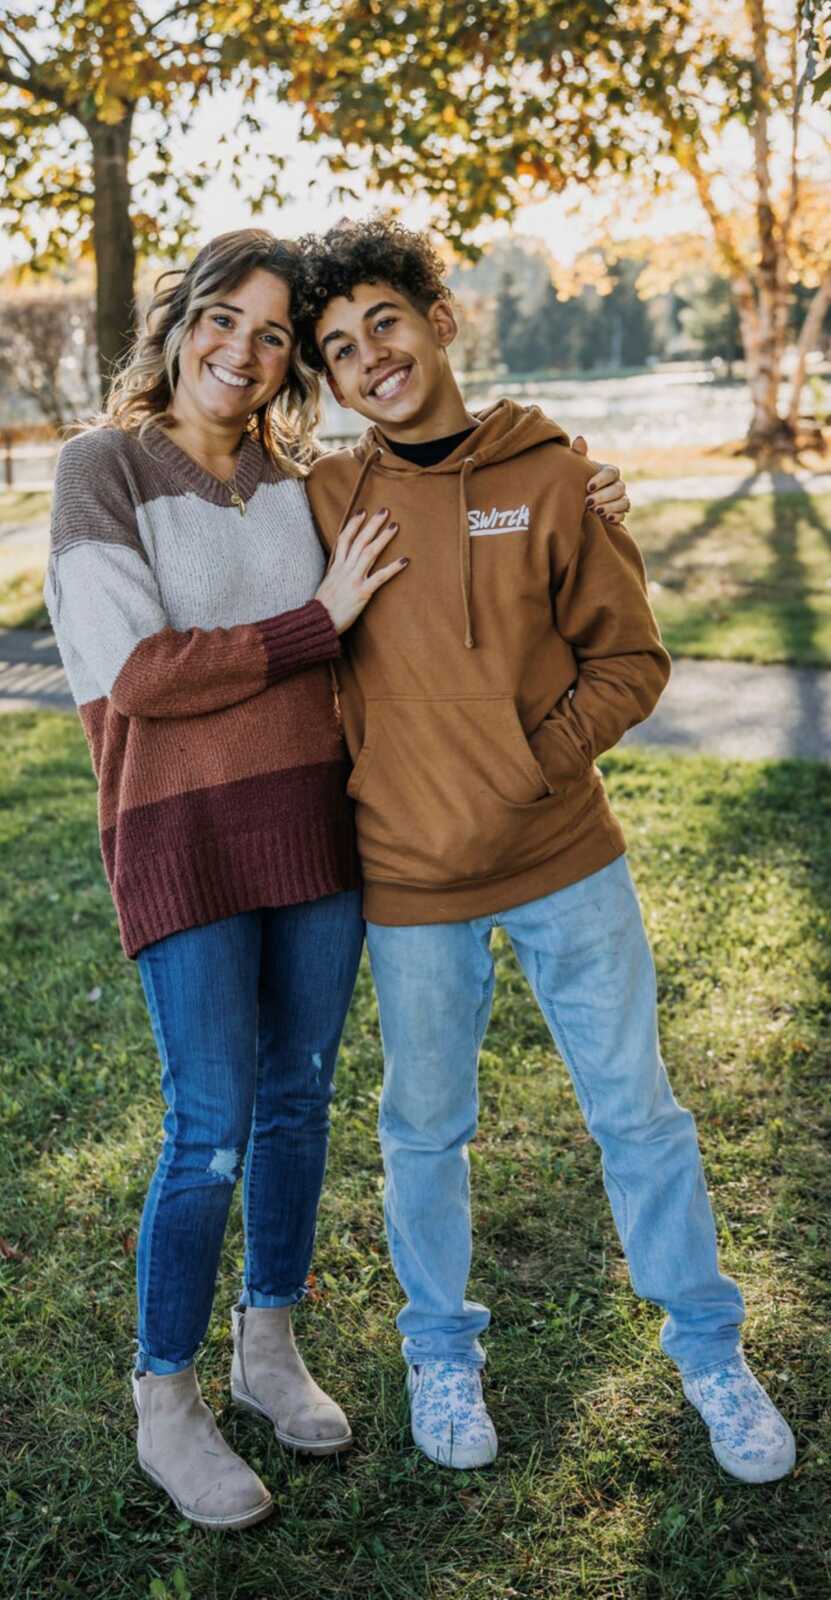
[347,696,557,886]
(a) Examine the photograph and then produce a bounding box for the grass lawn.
[0,490,50,528]
[0,491,51,630]
[1,714,830,1599]
[623,444,830,481]
[635,490,831,668]
[2,483,831,667]
[0,568,51,631]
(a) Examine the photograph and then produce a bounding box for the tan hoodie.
[306,399,670,925]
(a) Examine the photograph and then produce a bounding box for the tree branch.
[0,47,73,115]
[787,264,831,430]
[141,0,208,40]
[0,49,33,95]
[0,21,42,74]
[781,19,803,254]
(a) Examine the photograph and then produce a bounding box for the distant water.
[321,367,754,452]
[4,369,753,486]
[465,369,755,452]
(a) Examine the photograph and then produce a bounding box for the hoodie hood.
[337,401,571,649]
[351,397,569,476]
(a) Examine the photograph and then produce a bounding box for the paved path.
[0,627,73,712]
[3,468,830,743]
[620,657,831,761]
[3,627,831,762]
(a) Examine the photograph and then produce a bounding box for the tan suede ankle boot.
[231,1305,352,1455]
[133,1366,273,1530]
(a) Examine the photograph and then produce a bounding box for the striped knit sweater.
[44,425,360,958]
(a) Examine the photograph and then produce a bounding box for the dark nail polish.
[400,557,409,566]
[389,522,399,532]
[378,506,388,516]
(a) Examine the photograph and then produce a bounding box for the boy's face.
[315,281,458,434]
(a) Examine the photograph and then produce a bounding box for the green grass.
[0,567,50,630]
[636,490,831,667]
[2,722,831,1600]
[2,483,831,666]
[0,491,51,629]
[0,490,50,528]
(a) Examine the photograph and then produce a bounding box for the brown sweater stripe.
[80,667,344,826]
[102,764,359,959]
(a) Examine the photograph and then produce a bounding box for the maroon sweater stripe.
[102,763,360,959]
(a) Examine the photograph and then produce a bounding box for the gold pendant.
[230,491,246,515]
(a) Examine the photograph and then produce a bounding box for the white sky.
[0,91,707,275]
[180,100,704,265]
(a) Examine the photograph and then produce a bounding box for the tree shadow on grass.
[645,473,761,580]
[648,479,831,673]
[764,481,831,742]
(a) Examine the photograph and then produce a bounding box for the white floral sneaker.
[407,1360,498,1469]
[683,1354,795,1483]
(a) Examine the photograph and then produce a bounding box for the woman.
[45,228,629,1531]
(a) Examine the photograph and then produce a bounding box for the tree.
[453,292,499,378]
[303,0,831,458]
[678,273,743,376]
[802,0,831,98]
[494,272,524,373]
[0,2,307,392]
[0,283,98,425]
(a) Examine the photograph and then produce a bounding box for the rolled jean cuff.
[402,1334,487,1370]
[136,1350,193,1376]
[239,1283,308,1310]
[677,1340,744,1381]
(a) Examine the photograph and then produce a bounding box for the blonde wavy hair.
[101,229,321,476]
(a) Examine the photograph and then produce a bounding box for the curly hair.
[295,219,452,370]
[95,230,321,476]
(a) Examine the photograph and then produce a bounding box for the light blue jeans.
[366,856,745,1378]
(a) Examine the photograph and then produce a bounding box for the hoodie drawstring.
[333,440,478,650]
[331,446,383,555]
[458,457,476,649]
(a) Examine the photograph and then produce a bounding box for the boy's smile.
[315,281,472,442]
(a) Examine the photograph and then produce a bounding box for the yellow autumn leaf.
[96,95,127,125]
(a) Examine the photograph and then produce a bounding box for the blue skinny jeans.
[134,892,364,1374]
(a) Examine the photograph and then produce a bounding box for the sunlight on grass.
[0,565,49,629]
[1,716,830,1599]
[636,490,831,667]
[0,489,50,526]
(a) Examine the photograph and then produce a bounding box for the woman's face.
[175,267,294,428]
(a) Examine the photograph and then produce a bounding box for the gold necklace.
[225,458,246,516]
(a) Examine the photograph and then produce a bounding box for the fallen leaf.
[0,1237,27,1262]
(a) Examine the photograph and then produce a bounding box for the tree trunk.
[742,0,795,457]
[787,269,831,435]
[89,113,137,398]
[743,292,791,454]
[730,285,789,456]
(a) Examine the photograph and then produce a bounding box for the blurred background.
[2,7,831,1600]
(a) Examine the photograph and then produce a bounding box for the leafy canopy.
[294,0,755,253]
[0,1,307,268]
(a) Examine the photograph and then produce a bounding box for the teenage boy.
[298,220,794,1483]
